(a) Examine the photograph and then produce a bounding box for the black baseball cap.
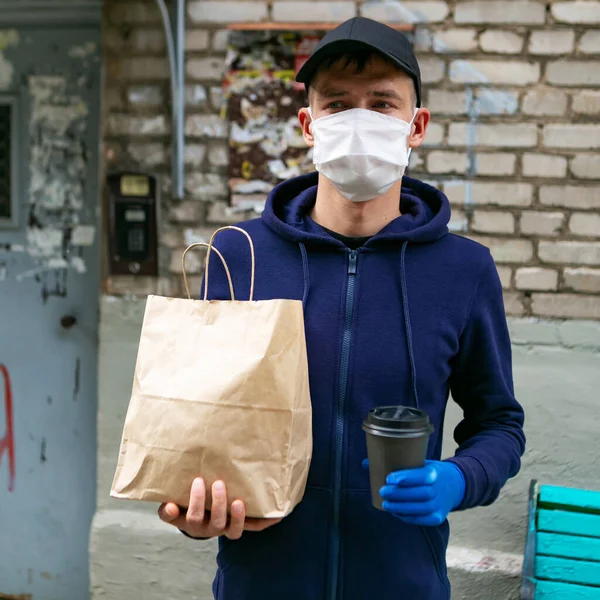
[296,17,422,107]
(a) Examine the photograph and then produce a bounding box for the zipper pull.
[348,251,358,275]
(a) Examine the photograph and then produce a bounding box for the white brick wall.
[532,294,600,319]
[479,30,524,54]
[472,210,515,234]
[273,1,357,22]
[475,153,516,176]
[187,1,268,23]
[103,0,600,319]
[516,267,559,291]
[433,29,478,52]
[570,154,600,179]
[470,236,534,263]
[449,60,540,85]
[444,181,533,207]
[564,268,600,293]
[569,213,600,237]
[361,1,449,23]
[573,90,600,114]
[455,1,546,25]
[448,123,537,147]
[520,211,564,236]
[522,153,568,178]
[540,186,600,210]
[546,60,600,86]
[529,30,575,55]
[539,242,600,266]
[543,125,600,149]
[579,31,600,53]
[521,89,568,116]
[551,1,600,24]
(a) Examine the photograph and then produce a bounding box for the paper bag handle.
[181,243,234,301]
[204,226,255,302]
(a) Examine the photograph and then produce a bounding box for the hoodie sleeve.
[445,250,526,511]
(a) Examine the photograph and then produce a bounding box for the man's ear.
[409,108,431,150]
[298,107,314,148]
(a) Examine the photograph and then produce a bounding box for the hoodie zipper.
[330,249,358,600]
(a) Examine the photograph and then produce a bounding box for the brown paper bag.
[110,226,312,518]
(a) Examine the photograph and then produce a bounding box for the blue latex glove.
[364,459,466,526]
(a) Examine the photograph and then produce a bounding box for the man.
[158,17,526,600]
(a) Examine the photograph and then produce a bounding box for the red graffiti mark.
[0,364,15,492]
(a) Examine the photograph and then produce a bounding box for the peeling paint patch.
[0,30,19,51]
[0,54,14,90]
[71,225,96,246]
[23,75,90,294]
[68,41,97,59]
[0,30,18,90]
[71,256,86,274]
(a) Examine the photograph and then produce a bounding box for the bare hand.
[158,477,282,540]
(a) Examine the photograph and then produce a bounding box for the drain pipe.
[155,0,185,200]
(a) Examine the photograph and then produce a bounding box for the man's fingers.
[382,499,437,516]
[187,477,207,522]
[158,502,180,524]
[380,484,435,502]
[210,481,228,531]
[225,500,246,540]
[243,517,282,532]
[386,465,438,487]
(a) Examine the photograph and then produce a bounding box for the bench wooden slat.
[535,580,600,599]
[537,531,600,562]
[540,485,600,514]
[536,555,600,587]
[538,509,600,539]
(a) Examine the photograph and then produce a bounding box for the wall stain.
[40,438,46,464]
[73,357,80,401]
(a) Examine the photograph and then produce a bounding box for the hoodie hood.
[261,172,451,247]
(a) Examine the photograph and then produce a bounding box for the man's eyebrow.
[318,88,350,99]
[369,89,403,100]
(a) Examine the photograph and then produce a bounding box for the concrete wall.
[90,296,600,599]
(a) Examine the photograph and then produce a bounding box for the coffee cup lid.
[365,406,432,431]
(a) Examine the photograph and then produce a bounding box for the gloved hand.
[364,459,466,526]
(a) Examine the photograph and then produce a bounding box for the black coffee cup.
[362,406,434,510]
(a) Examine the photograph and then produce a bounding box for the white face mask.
[308,108,418,203]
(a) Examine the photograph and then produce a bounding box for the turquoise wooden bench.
[521,480,600,599]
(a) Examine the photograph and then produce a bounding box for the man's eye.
[373,102,391,109]
[327,102,345,109]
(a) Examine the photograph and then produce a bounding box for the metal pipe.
[154,0,184,200]
[176,0,185,200]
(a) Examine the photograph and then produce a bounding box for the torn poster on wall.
[225,31,324,214]
[22,75,95,298]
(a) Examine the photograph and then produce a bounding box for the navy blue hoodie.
[205,173,526,600]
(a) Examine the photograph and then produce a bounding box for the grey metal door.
[0,24,101,600]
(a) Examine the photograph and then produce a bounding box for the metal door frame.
[0,1,101,25]
[0,94,20,228]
